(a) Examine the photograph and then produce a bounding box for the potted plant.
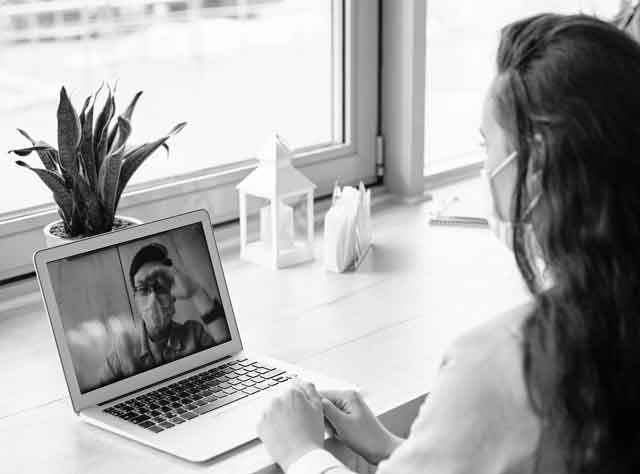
[9,85,186,247]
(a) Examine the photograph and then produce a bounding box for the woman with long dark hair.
[257,13,640,474]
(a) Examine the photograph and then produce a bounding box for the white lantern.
[236,134,316,269]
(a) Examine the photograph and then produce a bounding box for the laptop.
[33,209,354,462]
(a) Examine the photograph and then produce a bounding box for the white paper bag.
[323,182,372,272]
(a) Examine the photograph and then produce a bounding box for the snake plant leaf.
[75,174,106,233]
[122,91,143,123]
[16,128,36,145]
[57,86,81,178]
[110,116,132,156]
[79,104,97,189]
[114,122,187,211]
[107,121,118,153]
[100,94,116,169]
[93,86,111,151]
[112,143,148,212]
[167,122,187,136]
[9,145,52,156]
[34,141,59,172]
[57,208,71,233]
[70,169,105,235]
[14,160,72,222]
[94,81,105,100]
[79,95,91,122]
[107,91,141,152]
[70,181,86,236]
[77,94,91,172]
[98,147,124,221]
[94,86,115,174]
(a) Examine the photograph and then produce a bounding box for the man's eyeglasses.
[134,282,172,297]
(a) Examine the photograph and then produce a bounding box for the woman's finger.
[320,390,351,410]
[297,379,322,404]
[324,415,338,438]
[319,389,347,402]
[322,397,347,425]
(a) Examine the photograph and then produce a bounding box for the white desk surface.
[0,190,530,474]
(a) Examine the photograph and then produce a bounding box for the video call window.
[47,223,232,394]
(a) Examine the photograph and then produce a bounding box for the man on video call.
[100,243,231,384]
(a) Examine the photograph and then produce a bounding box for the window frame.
[0,0,380,281]
[379,0,484,202]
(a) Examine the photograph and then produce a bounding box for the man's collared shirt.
[101,320,215,384]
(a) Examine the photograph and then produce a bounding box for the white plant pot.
[43,215,143,248]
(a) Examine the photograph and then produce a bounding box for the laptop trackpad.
[159,387,279,462]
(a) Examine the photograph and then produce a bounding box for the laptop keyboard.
[103,358,296,433]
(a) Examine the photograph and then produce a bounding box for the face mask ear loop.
[522,193,542,220]
[489,150,518,178]
[487,150,518,223]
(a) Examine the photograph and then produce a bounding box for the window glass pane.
[425,0,620,170]
[1,0,339,215]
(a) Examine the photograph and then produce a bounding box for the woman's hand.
[257,380,326,472]
[320,390,403,465]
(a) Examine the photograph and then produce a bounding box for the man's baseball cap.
[129,243,172,286]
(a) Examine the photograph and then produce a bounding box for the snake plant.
[9,85,186,238]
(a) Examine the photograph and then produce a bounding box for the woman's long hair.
[495,14,640,473]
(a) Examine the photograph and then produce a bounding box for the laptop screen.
[46,222,232,394]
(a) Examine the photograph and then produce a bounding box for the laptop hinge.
[97,354,233,406]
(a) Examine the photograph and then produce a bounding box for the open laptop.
[34,209,353,462]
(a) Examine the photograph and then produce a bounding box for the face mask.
[482,151,541,249]
[482,151,552,289]
[137,293,174,341]
[481,151,516,249]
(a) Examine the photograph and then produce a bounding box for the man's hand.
[257,380,325,471]
[165,265,200,300]
[151,265,220,325]
[320,389,403,465]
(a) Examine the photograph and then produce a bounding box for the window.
[424,0,621,174]
[2,0,339,213]
[0,0,379,280]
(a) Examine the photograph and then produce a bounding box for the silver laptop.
[33,209,353,462]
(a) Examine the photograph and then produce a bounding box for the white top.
[289,303,549,474]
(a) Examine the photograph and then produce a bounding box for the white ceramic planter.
[43,215,143,248]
